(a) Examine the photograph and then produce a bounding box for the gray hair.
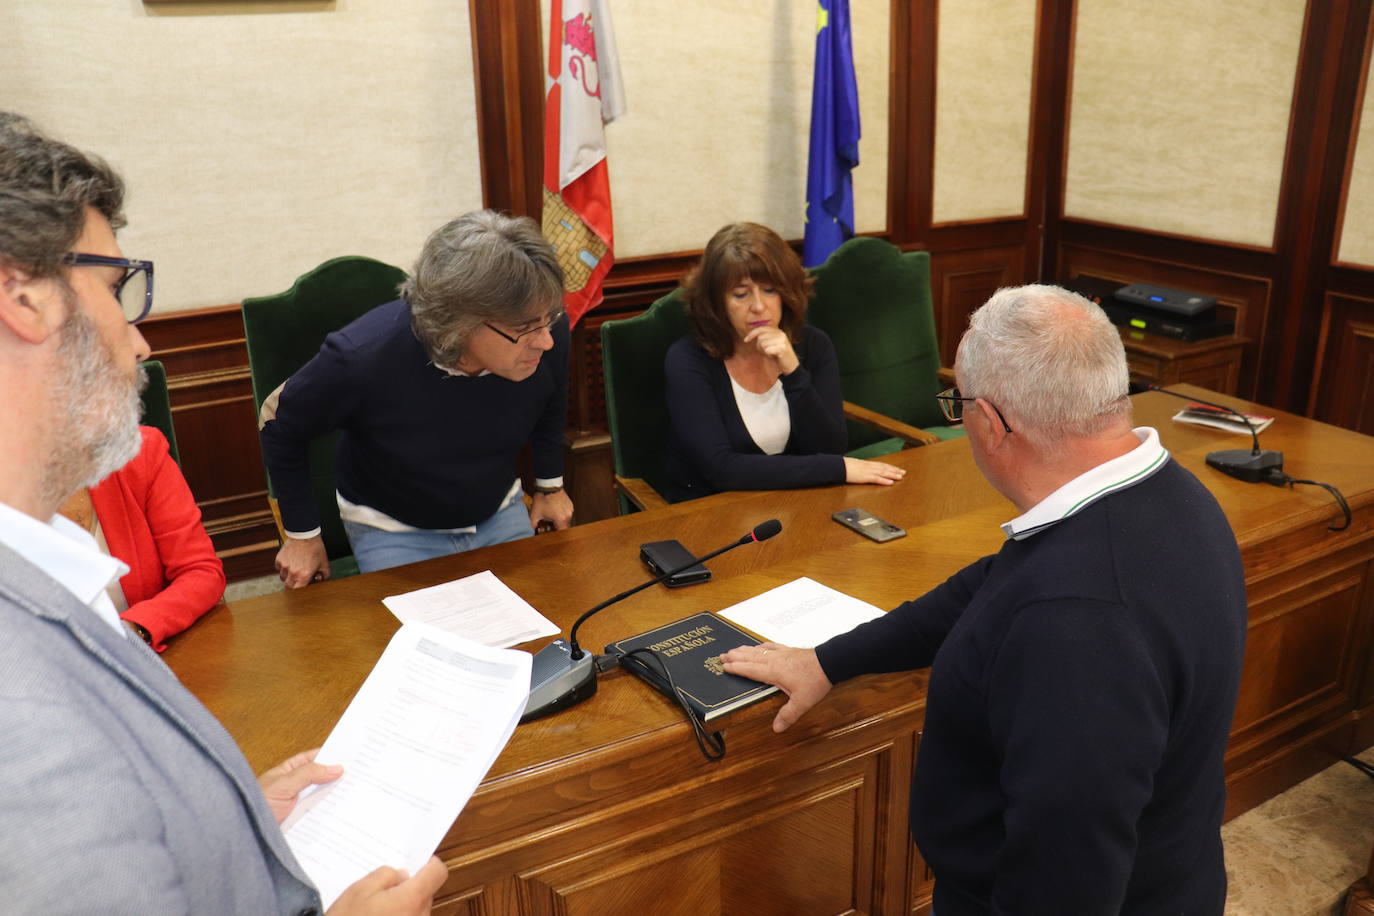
[957,284,1131,443]
[401,210,563,366]
[0,112,125,280]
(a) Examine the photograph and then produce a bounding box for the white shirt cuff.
[285,527,322,540]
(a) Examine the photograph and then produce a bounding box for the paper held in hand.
[382,569,557,648]
[716,576,886,648]
[1171,404,1274,436]
[282,621,531,909]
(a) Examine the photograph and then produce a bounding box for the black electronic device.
[640,539,711,587]
[1098,299,1235,342]
[832,508,906,542]
[521,519,783,723]
[1115,282,1217,317]
[1064,276,1233,341]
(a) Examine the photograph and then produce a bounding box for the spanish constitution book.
[606,612,780,722]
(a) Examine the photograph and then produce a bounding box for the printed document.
[282,621,531,908]
[382,569,557,648]
[718,577,885,647]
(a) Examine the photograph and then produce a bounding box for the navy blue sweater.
[816,460,1247,915]
[260,299,568,532]
[662,325,847,501]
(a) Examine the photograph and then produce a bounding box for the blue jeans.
[342,495,534,574]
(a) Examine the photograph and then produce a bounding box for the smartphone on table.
[832,508,906,542]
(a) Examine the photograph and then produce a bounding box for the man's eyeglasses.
[484,308,565,345]
[64,253,154,324]
[936,387,1014,434]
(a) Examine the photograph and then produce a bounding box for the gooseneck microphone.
[1139,384,1284,483]
[521,519,783,723]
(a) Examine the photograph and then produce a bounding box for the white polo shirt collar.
[0,500,130,638]
[1001,427,1169,541]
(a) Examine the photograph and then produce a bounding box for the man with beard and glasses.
[0,112,445,913]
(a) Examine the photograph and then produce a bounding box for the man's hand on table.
[529,488,574,533]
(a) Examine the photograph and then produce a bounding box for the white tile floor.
[1223,750,1374,915]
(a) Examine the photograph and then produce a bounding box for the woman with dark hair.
[663,223,905,501]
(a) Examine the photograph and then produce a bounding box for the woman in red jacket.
[60,425,225,651]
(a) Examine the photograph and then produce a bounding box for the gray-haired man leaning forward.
[262,210,575,587]
[724,285,1247,915]
[0,112,445,913]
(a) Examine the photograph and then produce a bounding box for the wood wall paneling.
[469,0,545,219]
[1312,290,1374,435]
[1261,0,1374,411]
[930,245,1020,364]
[138,306,279,582]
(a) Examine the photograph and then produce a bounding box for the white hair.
[956,284,1131,443]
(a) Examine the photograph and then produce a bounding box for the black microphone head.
[749,519,782,542]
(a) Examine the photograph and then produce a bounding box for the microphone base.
[521,639,597,723]
[1205,448,1283,483]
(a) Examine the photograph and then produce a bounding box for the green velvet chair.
[600,289,689,513]
[807,237,965,458]
[242,255,408,579]
[138,359,180,465]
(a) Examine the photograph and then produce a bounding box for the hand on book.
[720,642,832,734]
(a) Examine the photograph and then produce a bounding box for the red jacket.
[90,426,225,651]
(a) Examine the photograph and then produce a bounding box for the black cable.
[621,647,727,762]
[1341,755,1374,782]
[1265,470,1352,531]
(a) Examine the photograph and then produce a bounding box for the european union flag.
[803,0,860,268]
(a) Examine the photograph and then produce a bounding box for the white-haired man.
[724,285,1247,915]
[0,112,445,914]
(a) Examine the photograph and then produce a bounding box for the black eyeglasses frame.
[935,386,1014,434]
[63,253,155,324]
[484,307,566,345]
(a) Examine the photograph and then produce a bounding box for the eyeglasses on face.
[935,387,1014,434]
[484,307,566,345]
[63,253,155,324]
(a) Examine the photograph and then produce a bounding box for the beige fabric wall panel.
[932,0,1036,224]
[1339,44,1374,267]
[2,0,482,312]
[1064,0,1305,247]
[551,0,890,258]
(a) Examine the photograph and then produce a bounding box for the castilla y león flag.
[543,0,625,327]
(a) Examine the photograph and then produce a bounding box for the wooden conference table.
[167,386,1374,916]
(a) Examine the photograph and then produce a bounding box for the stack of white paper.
[717,577,886,647]
[382,569,558,648]
[283,621,531,908]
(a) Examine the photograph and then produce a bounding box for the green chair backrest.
[807,238,950,449]
[242,255,407,567]
[601,289,690,510]
[138,359,180,465]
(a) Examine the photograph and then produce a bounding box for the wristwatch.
[125,619,153,645]
[533,484,564,495]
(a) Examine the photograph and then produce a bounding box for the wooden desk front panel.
[428,688,922,916]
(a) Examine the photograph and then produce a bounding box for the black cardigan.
[816,459,1247,915]
[662,325,847,501]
